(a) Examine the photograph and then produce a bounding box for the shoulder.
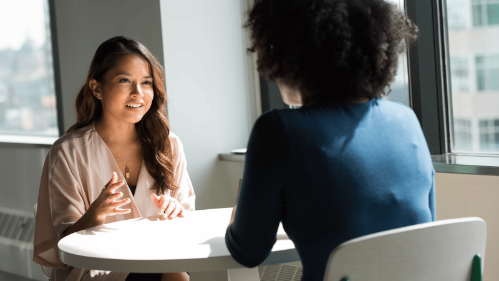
[44,124,95,174]
[248,110,289,158]
[253,109,287,134]
[47,124,95,162]
[376,99,416,116]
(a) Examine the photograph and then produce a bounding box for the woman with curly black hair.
[226,0,434,280]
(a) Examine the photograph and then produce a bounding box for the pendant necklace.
[115,140,140,179]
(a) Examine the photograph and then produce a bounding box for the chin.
[123,115,145,124]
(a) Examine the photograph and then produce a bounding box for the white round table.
[58,208,299,281]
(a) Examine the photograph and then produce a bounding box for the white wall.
[435,172,499,281]
[0,146,48,213]
[160,0,256,210]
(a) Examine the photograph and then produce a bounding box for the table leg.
[227,267,260,281]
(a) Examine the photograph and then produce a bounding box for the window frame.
[406,0,453,155]
[407,0,499,175]
[0,0,64,147]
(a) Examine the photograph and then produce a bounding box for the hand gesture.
[88,172,131,223]
[151,193,185,220]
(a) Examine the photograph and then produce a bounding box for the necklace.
[114,140,140,179]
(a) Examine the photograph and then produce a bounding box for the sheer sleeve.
[33,146,85,268]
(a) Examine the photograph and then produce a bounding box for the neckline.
[92,122,143,187]
[305,97,375,108]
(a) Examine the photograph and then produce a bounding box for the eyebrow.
[115,72,152,79]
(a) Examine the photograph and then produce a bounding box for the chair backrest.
[34,203,52,279]
[323,217,486,281]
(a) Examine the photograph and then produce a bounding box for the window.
[450,57,470,92]
[454,118,473,150]
[447,0,499,153]
[475,54,499,92]
[479,119,499,150]
[472,0,499,27]
[448,0,471,29]
[0,0,59,142]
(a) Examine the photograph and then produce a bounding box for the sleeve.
[225,110,289,267]
[429,169,436,221]
[33,146,86,269]
[172,136,196,211]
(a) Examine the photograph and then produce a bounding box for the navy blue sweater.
[225,99,435,281]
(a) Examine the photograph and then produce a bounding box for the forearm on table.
[62,209,104,237]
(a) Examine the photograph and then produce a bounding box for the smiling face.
[90,54,154,126]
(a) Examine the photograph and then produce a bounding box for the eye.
[142,81,153,85]
[119,78,130,83]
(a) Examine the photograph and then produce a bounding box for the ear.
[89,79,102,99]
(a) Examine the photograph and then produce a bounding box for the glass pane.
[0,0,58,138]
[491,69,499,90]
[476,69,486,91]
[450,57,470,92]
[486,3,499,25]
[447,0,499,153]
[472,4,483,26]
[383,0,410,106]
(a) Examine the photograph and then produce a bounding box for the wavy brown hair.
[245,0,418,105]
[66,36,177,195]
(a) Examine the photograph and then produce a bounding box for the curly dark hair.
[245,0,419,104]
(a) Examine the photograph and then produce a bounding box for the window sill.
[219,153,499,176]
[431,154,499,176]
[0,135,57,148]
[218,153,245,162]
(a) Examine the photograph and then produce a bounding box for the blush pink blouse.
[33,124,195,280]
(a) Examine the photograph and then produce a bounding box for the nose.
[131,82,145,98]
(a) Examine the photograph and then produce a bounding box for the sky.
[0,0,47,51]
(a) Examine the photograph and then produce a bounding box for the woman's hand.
[87,172,132,224]
[151,193,185,220]
[62,172,131,237]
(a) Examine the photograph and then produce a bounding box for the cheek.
[145,90,155,108]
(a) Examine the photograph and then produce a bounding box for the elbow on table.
[225,230,271,268]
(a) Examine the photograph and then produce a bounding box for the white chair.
[34,203,52,279]
[323,217,486,281]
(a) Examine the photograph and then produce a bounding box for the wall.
[0,146,48,213]
[160,0,255,210]
[435,172,499,281]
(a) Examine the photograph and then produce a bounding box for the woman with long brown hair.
[33,36,194,281]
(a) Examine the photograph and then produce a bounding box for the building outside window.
[479,118,499,150]
[472,0,499,27]
[454,118,473,150]
[447,0,499,153]
[475,54,499,92]
[450,57,470,92]
[0,0,59,141]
